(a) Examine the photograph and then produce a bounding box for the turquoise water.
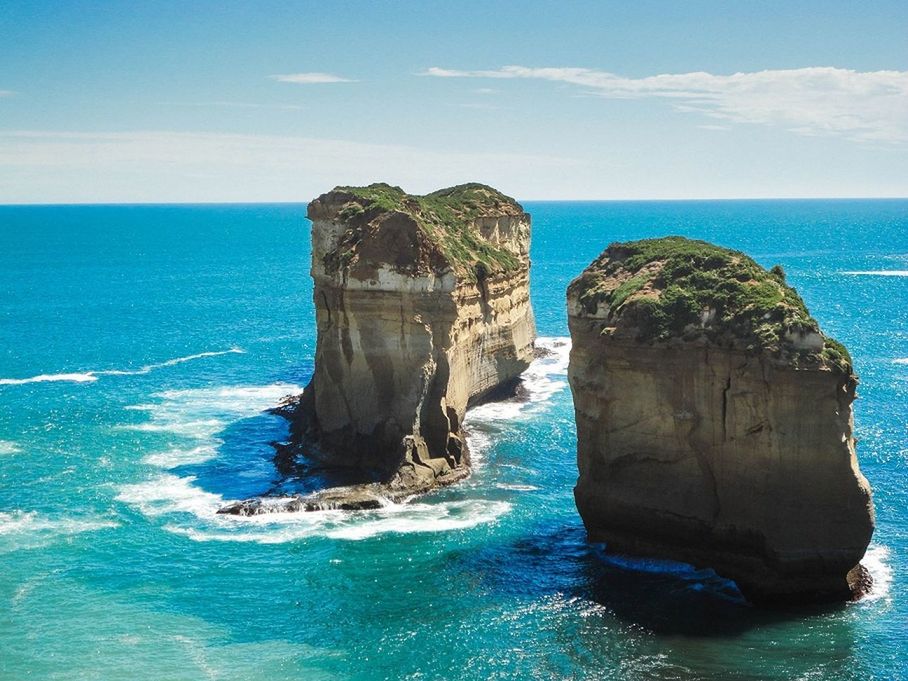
[1,200,906,680]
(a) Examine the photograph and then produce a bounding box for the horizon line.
[2,195,907,207]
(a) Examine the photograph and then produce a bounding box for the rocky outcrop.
[567,237,875,604]
[222,183,535,513]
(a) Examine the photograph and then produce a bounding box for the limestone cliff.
[260,183,533,509]
[567,237,874,604]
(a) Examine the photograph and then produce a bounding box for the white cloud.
[0,130,577,203]
[424,65,908,143]
[0,90,14,97]
[269,72,354,84]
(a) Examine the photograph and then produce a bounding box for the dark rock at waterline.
[217,465,471,515]
[217,488,387,515]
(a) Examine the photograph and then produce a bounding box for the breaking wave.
[861,544,893,603]
[0,348,244,386]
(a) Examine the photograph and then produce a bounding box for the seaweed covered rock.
[229,183,535,512]
[567,236,875,604]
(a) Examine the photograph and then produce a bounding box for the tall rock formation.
[567,237,874,604]
[255,183,535,510]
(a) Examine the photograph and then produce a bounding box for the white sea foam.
[120,382,300,439]
[0,440,22,455]
[116,474,226,518]
[495,483,539,492]
[465,428,493,466]
[893,358,908,365]
[464,336,570,471]
[0,372,98,386]
[123,419,227,438]
[861,544,893,603]
[142,444,219,468]
[0,511,119,551]
[466,337,570,425]
[164,514,342,544]
[842,270,908,277]
[163,499,512,543]
[0,348,244,387]
[118,382,302,523]
[97,348,245,376]
[325,499,511,540]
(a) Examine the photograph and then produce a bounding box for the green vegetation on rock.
[573,236,852,372]
[329,183,523,278]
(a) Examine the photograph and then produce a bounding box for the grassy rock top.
[568,236,852,372]
[308,183,526,279]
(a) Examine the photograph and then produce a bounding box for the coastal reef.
[567,236,875,604]
[222,183,535,514]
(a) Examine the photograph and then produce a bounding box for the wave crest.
[0,348,244,387]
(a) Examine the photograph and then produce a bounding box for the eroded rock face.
[567,237,874,604]
[289,183,534,503]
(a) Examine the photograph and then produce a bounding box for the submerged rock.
[567,236,875,604]
[222,183,535,513]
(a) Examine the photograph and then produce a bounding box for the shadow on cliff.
[448,521,848,637]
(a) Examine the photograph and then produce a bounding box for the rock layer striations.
[282,183,534,508]
[567,237,874,603]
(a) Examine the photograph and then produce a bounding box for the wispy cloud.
[424,65,908,143]
[0,130,576,203]
[0,90,15,97]
[168,100,305,111]
[269,72,354,84]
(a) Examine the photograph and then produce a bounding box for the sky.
[0,0,906,203]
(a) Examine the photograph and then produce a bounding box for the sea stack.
[261,183,534,510]
[567,236,874,604]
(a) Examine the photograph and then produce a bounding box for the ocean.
[0,200,905,680]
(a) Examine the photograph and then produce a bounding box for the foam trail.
[0,348,244,387]
[861,544,892,603]
[0,372,98,386]
[0,440,22,455]
[842,270,908,277]
[495,483,539,492]
[96,348,245,376]
[0,511,119,551]
[893,358,908,365]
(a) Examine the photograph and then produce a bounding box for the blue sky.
[1,0,906,202]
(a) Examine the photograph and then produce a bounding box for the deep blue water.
[0,200,906,680]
